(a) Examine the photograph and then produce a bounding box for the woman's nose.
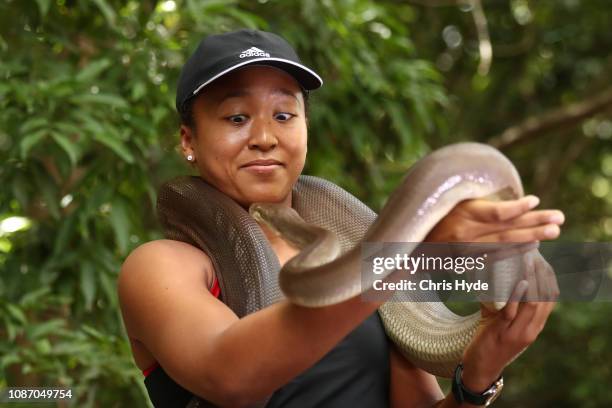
[247,118,278,151]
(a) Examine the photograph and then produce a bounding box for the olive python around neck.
[157,142,531,399]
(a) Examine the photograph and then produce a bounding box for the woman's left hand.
[425,196,562,392]
[460,251,559,392]
[392,196,563,407]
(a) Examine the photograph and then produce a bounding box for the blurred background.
[0,0,610,406]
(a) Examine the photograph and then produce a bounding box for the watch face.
[484,379,504,406]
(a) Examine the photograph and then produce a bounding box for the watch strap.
[452,364,503,406]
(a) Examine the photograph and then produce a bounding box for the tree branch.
[488,87,612,149]
[537,136,592,206]
[469,0,492,76]
[407,0,492,76]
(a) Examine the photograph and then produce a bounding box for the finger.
[549,264,561,300]
[460,195,540,223]
[477,223,560,243]
[524,252,539,302]
[535,259,551,302]
[507,299,539,334]
[505,264,540,331]
[502,280,529,322]
[505,209,564,228]
[532,254,553,301]
[539,256,560,301]
[509,255,557,338]
[525,301,556,339]
[471,210,565,238]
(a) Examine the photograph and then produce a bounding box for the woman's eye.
[227,114,247,124]
[274,112,295,122]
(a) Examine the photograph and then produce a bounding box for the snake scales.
[157,142,533,403]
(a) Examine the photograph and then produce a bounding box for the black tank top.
[144,311,390,407]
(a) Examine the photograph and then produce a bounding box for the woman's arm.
[118,239,389,406]
[390,344,444,407]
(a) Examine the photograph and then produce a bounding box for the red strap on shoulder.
[210,277,221,298]
[142,361,159,377]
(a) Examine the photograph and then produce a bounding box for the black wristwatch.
[451,363,504,406]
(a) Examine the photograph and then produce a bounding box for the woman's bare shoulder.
[118,239,215,299]
[123,239,212,267]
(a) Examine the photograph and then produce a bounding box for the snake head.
[249,203,282,236]
[249,202,269,224]
[249,203,314,249]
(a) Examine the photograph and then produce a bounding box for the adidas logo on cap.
[239,47,271,58]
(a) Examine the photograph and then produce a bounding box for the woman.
[118,29,564,407]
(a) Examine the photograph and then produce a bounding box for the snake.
[157,142,531,391]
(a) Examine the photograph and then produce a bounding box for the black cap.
[176,29,323,112]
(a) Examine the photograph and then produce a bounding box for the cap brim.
[191,58,323,96]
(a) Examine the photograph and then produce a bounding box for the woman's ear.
[180,124,195,160]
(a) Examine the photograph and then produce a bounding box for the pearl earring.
[186,154,194,162]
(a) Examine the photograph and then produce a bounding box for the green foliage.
[409,0,612,240]
[0,0,610,406]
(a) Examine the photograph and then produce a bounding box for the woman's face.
[180,65,308,208]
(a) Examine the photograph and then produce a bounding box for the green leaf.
[69,93,127,109]
[36,171,60,219]
[225,8,264,28]
[35,0,51,17]
[51,131,80,166]
[52,341,93,355]
[0,352,20,367]
[76,59,112,83]
[109,199,130,254]
[188,0,237,17]
[98,270,117,308]
[130,82,146,101]
[92,0,116,26]
[78,114,105,134]
[35,338,52,354]
[93,132,134,163]
[53,214,75,256]
[6,304,27,325]
[12,175,29,208]
[26,319,65,339]
[80,261,97,311]
[386,102,412,146]
[20,128,47,159]
[20,288,52,307]
[19,117,48,134]
[54,122,84,136]
[6,320,18,341]
[82,324,105,340]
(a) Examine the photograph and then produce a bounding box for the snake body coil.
[157,142,528,384]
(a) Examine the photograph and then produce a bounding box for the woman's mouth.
[241,159,283,174]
